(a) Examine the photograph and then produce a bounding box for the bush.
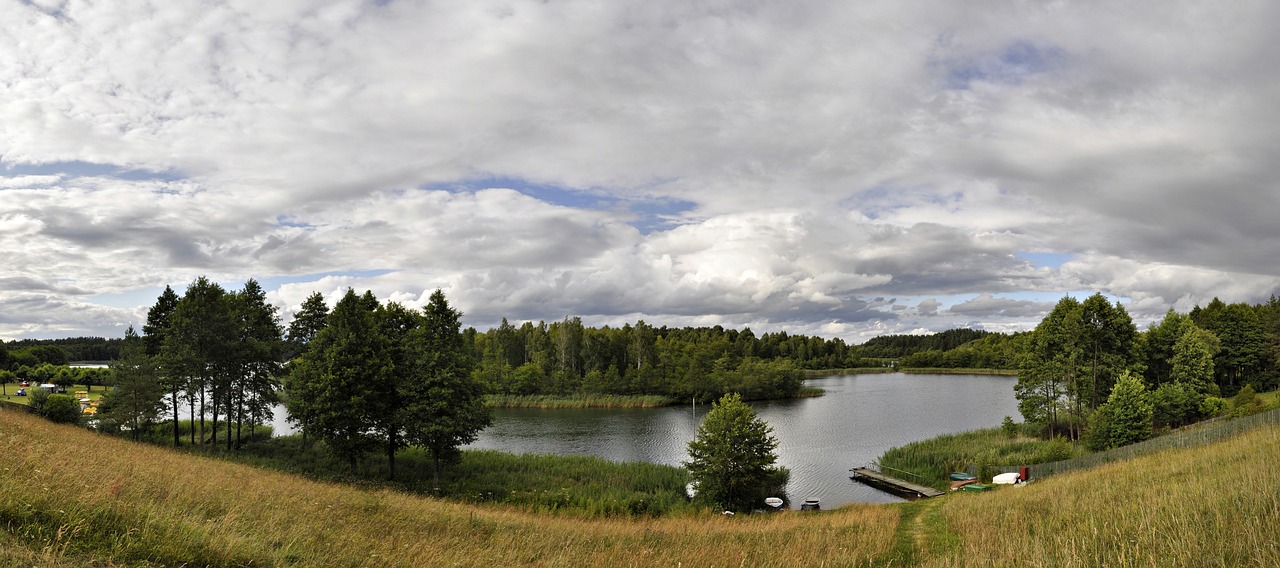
[1200,396,1228,417]
[28,388,50,414]
[1001,416,1018,439]
[41,394,83,424]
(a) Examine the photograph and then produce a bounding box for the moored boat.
[992,472,1020,485]
[764,497,784,509]
[950,479,978,491]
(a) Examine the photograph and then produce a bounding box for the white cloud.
[1,1,1278,342]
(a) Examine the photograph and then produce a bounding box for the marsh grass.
[484,393,675,408]
[879,428,1084,489]
[0,410,897,566]
[231,436,697,517]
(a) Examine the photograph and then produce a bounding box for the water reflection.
[466,373,1019,508]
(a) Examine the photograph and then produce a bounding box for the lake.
[463,373,1019,508]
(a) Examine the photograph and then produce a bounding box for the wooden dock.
[849,467,945,500]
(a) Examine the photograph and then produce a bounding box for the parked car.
[18,381,29,387]
[15,389,26,396]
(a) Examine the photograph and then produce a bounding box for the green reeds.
[484,393,676,409]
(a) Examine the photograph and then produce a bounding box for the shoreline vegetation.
[5,403,1279,566]
[485,386,827,409]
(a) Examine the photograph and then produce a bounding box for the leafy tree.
[1170,321,1219,396]
[102,327,166,440]
[164,277,233,445]
[1085,371,1153,451]
[42,393,83,424]
[285,289,391,473]
[1209,302,1263,394]
[684,393,787,512]
[285,292,329,360]
[226,279,284,449]
[1017,297,1081,437]
[403,290,491,490]
[1078,293,1139,411]
[1142,309,1189,386]
[143,285,182,446]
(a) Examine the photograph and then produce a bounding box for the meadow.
[3,405,1279,566]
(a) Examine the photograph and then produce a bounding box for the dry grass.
[0,410,896,566]
[923,423,1280,567]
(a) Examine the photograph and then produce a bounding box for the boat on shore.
[950,479,978,491]
[948,472,976,481]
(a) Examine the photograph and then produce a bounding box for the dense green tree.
[684,393,786,512]
[164,277,234,446]
[374,301,421,480]
[1085,371,1153,451]
[1170,321,1219,396]
[102,327,166,440]
[42,393,83,424]
[1078,293,1139,411]
[403,290,491,490]
[226,280,284,449]
[143,285,182,446]
[1209,302,1263,394]
[1017,297,1082,437]
[285,292,330,360]
[1142,309,1190,386]
[285,289,392,472]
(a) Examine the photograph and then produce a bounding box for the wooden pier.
[849,467,945,500]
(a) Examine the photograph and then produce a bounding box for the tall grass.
[878,428,1084,489]
[484,393,675,408]
[232,436,696,517]
[0,410,897,566]
[923,423,1280,567]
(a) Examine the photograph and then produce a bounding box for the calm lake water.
[463,373,1019,509]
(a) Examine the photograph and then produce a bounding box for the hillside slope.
[3,408,1277,567]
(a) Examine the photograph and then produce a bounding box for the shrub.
[1001,416,1018,439]
[42,393,83,424]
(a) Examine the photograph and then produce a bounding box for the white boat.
[992,472,1021,485]
[764,497,784,509]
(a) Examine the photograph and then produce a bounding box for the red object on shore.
[950,479,978,491]
[1019,466,1030,481]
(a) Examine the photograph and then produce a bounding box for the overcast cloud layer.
[2,0,1278,343]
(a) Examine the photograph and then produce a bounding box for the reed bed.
[879,428,1083,489]
[0,410,897,566]
[484,393,676,409]
[924,424,1280,567]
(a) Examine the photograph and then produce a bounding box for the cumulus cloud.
[1,1,1278,341]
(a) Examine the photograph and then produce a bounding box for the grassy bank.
[899,368,1018,376]
[5,407,1279,565]
[924,423,1280,567]
[878,428,1085,490]
[0,410,897,567]
[229,435,695,517]
[803,367,896,377]
[484,393,675,409]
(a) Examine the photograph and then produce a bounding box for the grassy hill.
[3,408,1278,567]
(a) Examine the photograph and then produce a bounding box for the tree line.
[1015,293,1280,449]
[95,278,490,487]
[467,319,869,402]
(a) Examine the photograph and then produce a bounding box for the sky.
[2,0,1278,343]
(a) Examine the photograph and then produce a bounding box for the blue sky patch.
[942,40,1066,90]
[1017,252,1073,269]
[0,158,185,183]
[428,175,695,234]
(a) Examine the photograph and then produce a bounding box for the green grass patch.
[484,393,676,408]
[899,368,1019,376]
[227,435,697,517]
[878,427,1084,490]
